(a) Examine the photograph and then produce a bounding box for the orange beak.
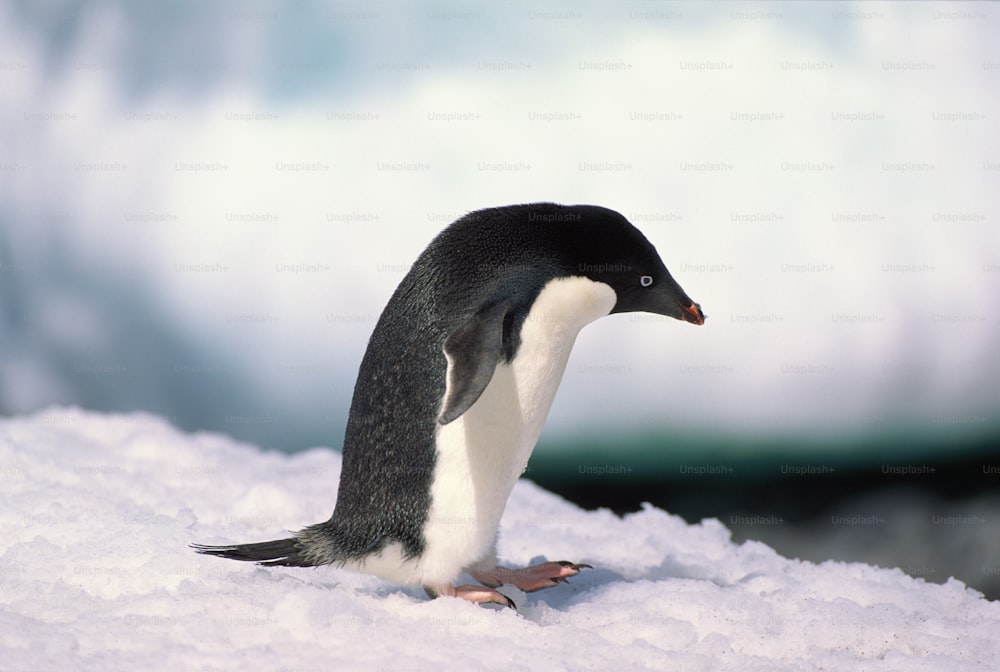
[680,301,706,325]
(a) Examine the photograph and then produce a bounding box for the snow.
[2,408,998,671]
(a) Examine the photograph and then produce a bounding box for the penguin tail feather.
[191,537,318,567]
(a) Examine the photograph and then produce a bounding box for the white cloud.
[2,2,997,446]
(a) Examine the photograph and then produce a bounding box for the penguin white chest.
[421,277,617,583]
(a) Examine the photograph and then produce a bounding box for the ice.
[2,407,997,671]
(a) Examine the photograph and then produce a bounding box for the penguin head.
[551,205,705,325]
[430,202,705,329]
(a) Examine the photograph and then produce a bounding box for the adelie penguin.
[193,202,705,608]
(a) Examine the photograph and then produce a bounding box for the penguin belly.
[417,277,618,586]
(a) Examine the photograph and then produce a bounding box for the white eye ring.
[640,275,654,287]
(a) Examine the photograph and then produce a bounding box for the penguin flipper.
[438,300,512,424]
[191,538,316,567]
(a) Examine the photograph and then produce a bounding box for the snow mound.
[2,408,997,671]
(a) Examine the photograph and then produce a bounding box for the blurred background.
[2,2,998,596]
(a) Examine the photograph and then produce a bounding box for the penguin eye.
[639,275,654,288]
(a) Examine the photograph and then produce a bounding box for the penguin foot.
[424,583,516,609]
[472,560,592,593]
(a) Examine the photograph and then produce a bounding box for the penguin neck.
[500,276,618,436]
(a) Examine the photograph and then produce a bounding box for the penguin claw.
[557,560,593,571]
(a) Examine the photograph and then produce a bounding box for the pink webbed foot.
[471,560,592,593]
[424,583,516,609]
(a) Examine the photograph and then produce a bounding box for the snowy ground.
[3,408,998,671]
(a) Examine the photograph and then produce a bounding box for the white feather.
[414,277,618,586]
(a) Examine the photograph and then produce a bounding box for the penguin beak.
[679,301,706,325]
[609,274,705,324]
[648,277,705,325]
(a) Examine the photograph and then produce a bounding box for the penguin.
[193,202,704,608]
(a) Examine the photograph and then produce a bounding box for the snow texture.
[2,408,998,671]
